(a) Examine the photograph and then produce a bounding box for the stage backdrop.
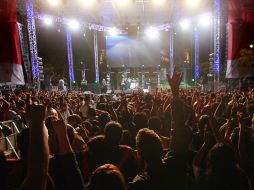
[226,0,254,78]
[0,0,24,84]
[106,35,162,68]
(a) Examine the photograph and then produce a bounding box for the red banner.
[226,0,254,78]
[0,0,24,84]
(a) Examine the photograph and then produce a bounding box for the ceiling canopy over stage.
[26,0,213,26]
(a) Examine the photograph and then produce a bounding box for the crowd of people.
[0,70,254,190]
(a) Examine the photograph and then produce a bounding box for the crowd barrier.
[0,120,20,158]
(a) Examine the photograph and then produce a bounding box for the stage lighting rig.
[81,0,96,7]
[179,19,190,30]
[43,16,53,26]
[145,26,159,39]
[68,19,81,31]
[152,0,167,6]
[115,0,131,7]
[108,27,120,36]
[185,0,201,9]
[47,0,61,6]
[198,13,212,27]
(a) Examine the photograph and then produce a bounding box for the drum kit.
[121,77,139,90]
[130,78,139,89]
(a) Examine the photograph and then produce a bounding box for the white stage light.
[250,44,254,48]
[180,19,190,30]
[108,27,119,36]
[152,0,166,6]
[115,0,130,6]
[186,0,200,9]
[81,0,96,7]
[68,20,80,31]
[43,17,53,26]
[145,27,159,39]
[47,0,61,6]
[198,13,212,27]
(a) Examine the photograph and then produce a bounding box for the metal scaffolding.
[214,0,221,81]
[94,31,100,83]
[26,0,39,85]
[194,30,199,81]
[169,29,174,78]
[66,31,75,88]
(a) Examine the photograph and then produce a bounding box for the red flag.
[0,0,24,84]
[226,0,254,78]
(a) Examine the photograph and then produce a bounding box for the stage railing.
[0,120,20,158]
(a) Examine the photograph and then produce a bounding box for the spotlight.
[198,13,212,27]
[145,27,159,39]
[108,27,119,36]
[43,17,53,26]
[152,0,166,6]
[68,20,80,31]
[186,0,200,9]
[115,0,130,6]
[250,44,254,48]
[179,19,190,30]
[81,0,96,7]
[47,0,61,6]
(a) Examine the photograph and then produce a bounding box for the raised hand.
[167,68,183,98]
[204,129,211,146]
[167,68,183,90]
[21,103,49,190]
[237,111,244,125]
[51,110,72,154]
[52,110,68,138]
[27,104,47,125]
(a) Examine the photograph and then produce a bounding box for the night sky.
[36,20,98,85]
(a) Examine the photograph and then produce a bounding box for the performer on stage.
[101,78,107,93]
[121,77,127,90]
[58,78,65,91]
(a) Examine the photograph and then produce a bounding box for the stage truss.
[22,0,223,90]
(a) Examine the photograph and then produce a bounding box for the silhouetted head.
[104,121,123,146]
[136,128,163,163]
[87,164,125,190]
[148,116,162,134]
[207,143,237,175]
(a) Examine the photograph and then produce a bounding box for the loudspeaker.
[83,83,101,94]
[123,90,132,94]
[114,90,122,94]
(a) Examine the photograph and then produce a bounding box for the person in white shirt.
[79,96,91,119]
[58,79,65,91]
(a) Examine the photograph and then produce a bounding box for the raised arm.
[238,112,246,162]
[167,69,182,100]
[214,96,225,119]
[0,96,10,109]
[167,69,191,152]
[192,130,211,177]
[150,88,159,116]
[51,111,86,190]
[108,103,118,121]
[20,104,49,190]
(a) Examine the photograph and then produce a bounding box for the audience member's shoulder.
[119,144,133,152]
[127,173,150,190]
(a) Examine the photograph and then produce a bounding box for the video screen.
[106,35,162,68]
